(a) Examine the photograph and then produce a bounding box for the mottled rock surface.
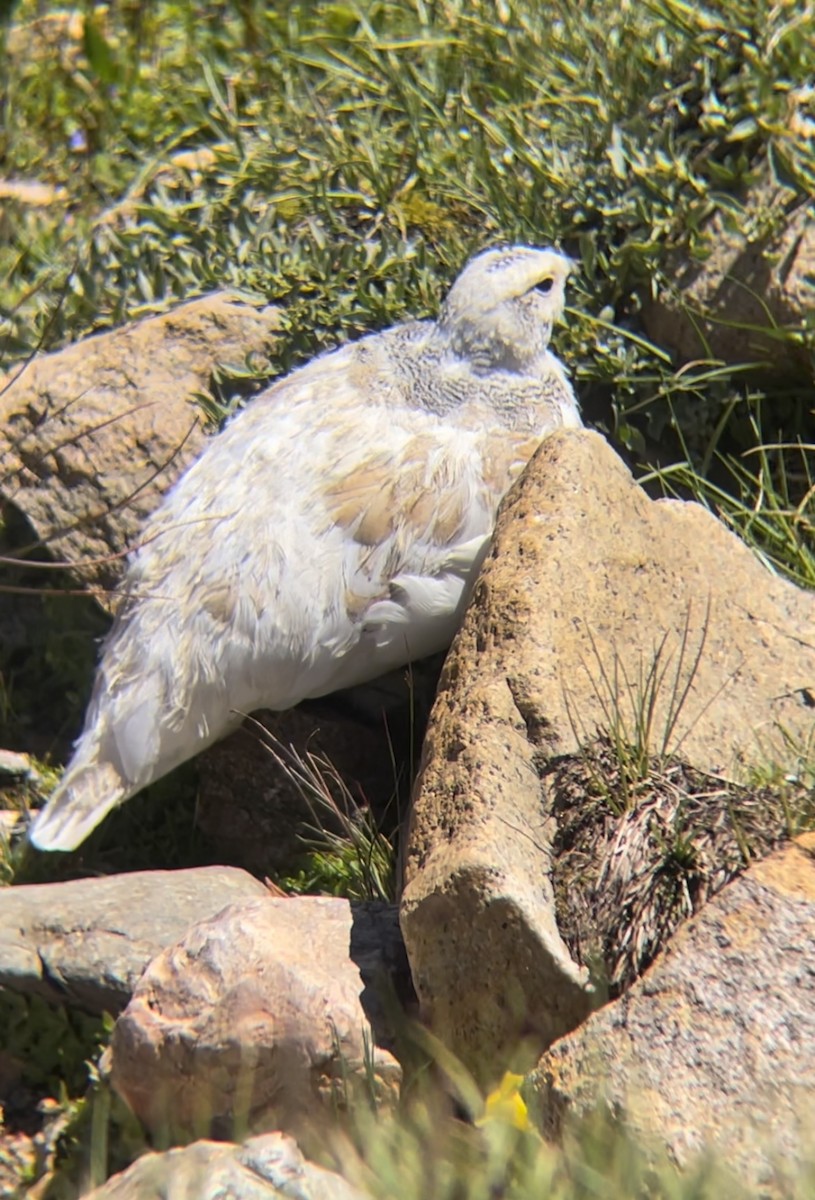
[108,896,403,1141]
[642,179,814,380]
[401,428,815,1085]
[0,292,281,600]
[526,834,815,1195]
[0,866,267,1013]
[84,1131,367,1200]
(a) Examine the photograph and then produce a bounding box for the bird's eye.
[536,278,554,295]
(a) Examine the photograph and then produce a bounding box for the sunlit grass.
[646,412,815,589]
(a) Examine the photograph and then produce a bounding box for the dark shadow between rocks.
[348,901,417,1060]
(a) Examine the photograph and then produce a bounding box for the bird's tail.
[28,759,128,852]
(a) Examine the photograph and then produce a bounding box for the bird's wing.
[305,411,544,693]
[132,360,545,706]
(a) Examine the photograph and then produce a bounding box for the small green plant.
[256,728,398,902]
[549,739,813,994]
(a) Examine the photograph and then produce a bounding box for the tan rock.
[400,428,815,1085]
[108,896,402,1142]
[0,179,69,206]
[525,835,815,1193]
[0,749,34,780]
[0,293,281,602]
[83,1131,367,1200]
[0,810,22,840]
[641,178,814,381]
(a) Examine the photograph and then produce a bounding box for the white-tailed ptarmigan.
[29,245,581,852]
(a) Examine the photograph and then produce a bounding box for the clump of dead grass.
[548,736,814,995]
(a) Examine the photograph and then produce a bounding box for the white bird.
[29,245,581,852]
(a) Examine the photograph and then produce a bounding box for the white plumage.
[29,245,581,852]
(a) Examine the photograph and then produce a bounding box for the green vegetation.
[2,0,813,449]
[2,0,814,1195]
[263,734,399,901]
[0,991,109,1100]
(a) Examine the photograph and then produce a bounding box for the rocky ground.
[2,387,815,1193]
[1,5,814,1192]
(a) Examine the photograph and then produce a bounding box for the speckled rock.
[0,292,281,601]
[525,834,815,1195]
[83,1131,367,1200]
[0,866,268,1013]
[401,428,815,1086]
[107,896,403,1142]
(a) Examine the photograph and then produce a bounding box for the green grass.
[2,0,815,1195]
[2,1,813,433]
[648,418,815,589]
[259,731,399,902]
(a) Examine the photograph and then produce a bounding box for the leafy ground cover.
[1,0,814,1195]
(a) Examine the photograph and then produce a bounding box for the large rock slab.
[107,896,403,1142]
[525,834,815,1194]
[400,428,815,1085]
[0,866,267,1013]
[0,292,281,600]
[84,1132,366,1200]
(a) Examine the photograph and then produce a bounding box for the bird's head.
[439,245,573,372]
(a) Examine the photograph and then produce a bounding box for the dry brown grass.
[548,736,814,995]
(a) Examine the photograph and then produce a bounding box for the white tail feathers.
[28,760,128,852]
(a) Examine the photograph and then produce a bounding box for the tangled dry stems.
[549,736,813,995]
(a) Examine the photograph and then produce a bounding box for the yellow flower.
[476,1072,532,1133]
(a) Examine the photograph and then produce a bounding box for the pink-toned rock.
[525,834,815,1194]
[107,896,402,1142]
[0,293,281,602]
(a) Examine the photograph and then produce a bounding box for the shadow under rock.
[349,900,418,1059]
[0,502,110,761]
